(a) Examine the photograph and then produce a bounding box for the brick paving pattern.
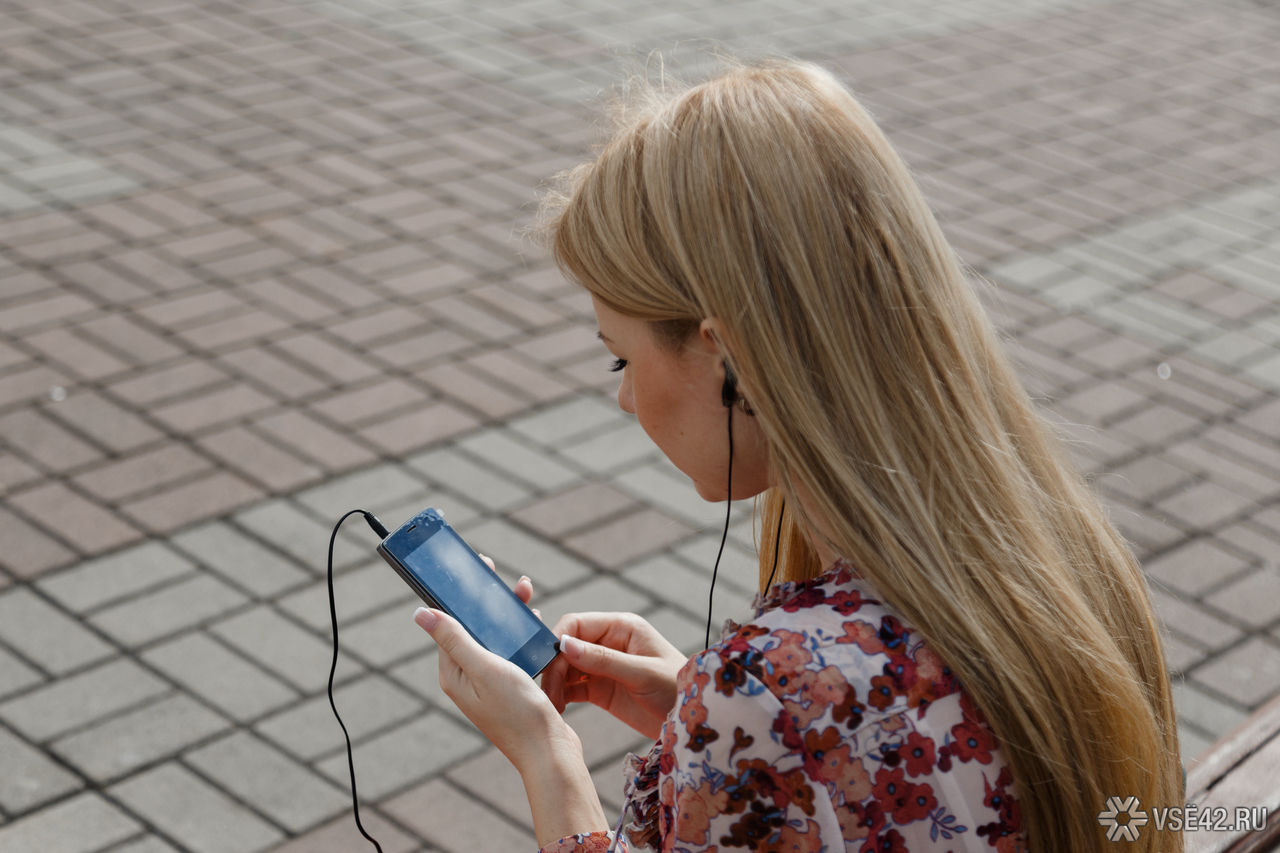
[1,0,1278,849]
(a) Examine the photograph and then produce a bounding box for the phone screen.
[378,508,558,676]
[400,528,540,659]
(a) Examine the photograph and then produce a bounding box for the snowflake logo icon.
[1097,796,1149,841]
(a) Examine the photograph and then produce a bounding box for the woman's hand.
[412,563,607,846]
[413,605,567,771]
[542,612,688,740]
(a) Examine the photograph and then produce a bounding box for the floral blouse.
[540,560,1026,852]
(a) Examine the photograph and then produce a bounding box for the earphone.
[721,364,741,409]
[721,364,754,414]
[706,362,782,649]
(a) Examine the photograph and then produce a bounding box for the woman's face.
[592,296,771,502]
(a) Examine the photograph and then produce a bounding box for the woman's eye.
[609,358,628,373]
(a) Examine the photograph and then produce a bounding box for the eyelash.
[609,358,628,373]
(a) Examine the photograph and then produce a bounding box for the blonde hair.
[541,58,1182,853]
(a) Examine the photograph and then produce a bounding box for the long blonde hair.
[541,58,1182,853]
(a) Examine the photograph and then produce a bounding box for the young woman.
[413,59,1184,852]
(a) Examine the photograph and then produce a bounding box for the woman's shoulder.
[703,559,965,733]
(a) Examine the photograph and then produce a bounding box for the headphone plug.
[362,512,389,539]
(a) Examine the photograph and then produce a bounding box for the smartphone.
[377,507,560,677]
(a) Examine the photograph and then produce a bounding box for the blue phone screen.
[403,530,540,658]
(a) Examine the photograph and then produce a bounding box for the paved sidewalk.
[1,0,1278,850]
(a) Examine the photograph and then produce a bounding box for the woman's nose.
[617,375,635,414]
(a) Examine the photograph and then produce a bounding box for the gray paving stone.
[535,575,657,637]
[277,561,416,633]
[316,710,484,801]
[613,461,729,529]
[382,778,537,853]
[292,463,427,523]
[1180,726,1215,767]
[0,725,81,813]
[255,673,421,762]
[110,763,283,853]
[386,650,460,722]
[37,540,195,613]
[142,632,299,721]
[1191,637,1280,709]
[339,605,431,668]
[234,499,363,574]
[563,506,697,570]
[51,694,228,782]
[0,657,168,742]
[1204,567,1280,630]
[455,515,593,590]
[1145,539,1253,599]
[404,446,534,512]
[445,745,531,829]
[169,521,310,598]
[507,394,621,445]
[564,419,658,474]
[88,573,248,647]
[186,731,350,833]
[1172,678,1249,744]
[2,0,1280,847]
[621,552,754,620]
[0,644,41,701]
[1156,479,1258,532]
[264,811,420,853]
[0,791,140,853]
[103,838,180,853]
[0,588,114,675]
[642,605,707,658]
[210,605,361,693]
[456,428,579,492]
[1148,586,1244,655]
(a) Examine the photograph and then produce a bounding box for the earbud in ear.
[721,364,739,409]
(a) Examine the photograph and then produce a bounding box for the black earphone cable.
[328,509,388,853]
[705,388,787,650]
[764,498,786,594]
[705,403,734,650]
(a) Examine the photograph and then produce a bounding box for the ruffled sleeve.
[537,831,618,853]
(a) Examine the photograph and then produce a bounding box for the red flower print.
[566,834,613,853]
[872,767,907,812]
[674,778,730,846]
[782,586,827,612]
[884,655,917,690]
[831,682,867,730]
[949,718,996,764]
[827,588,865,615]
[686,722,719,753]
[776,819,825,853]
[873,767,937,826]
[867,673,898,710]
[729,725,755,760]
[901,731,936,777]
[891,781,936,824]
[870,828,908,853]
[761,630,813,696]
[802,726,844,781]
[833,749,874,803]
[836,619,886,655]
[678,670,710,730]
[713,656,751,696]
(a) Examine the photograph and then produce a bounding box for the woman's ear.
[695,318,725,357]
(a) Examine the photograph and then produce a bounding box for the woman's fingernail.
[414,607,439,630]
[519,575,530,584]
[560,635,581,657]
